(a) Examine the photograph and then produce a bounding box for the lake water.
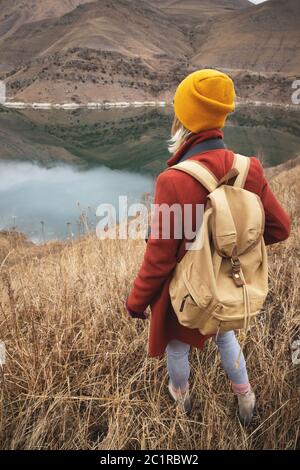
[0,104,299,242]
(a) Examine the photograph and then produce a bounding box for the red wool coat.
[127,129,291,358]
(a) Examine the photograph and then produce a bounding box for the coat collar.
[167,129,224,167]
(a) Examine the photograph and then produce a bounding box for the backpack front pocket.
[182,273,213,310]
[174,274,215,329]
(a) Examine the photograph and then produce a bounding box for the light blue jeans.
[166,330,249,391]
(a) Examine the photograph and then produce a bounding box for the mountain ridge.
[191,0,300,72]
[0,0,298,104]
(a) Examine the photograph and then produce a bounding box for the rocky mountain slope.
[150,0,251,28]
[0,0,298,104]
[191,0,300,73]
[0,1,93,42]
[0,0,191,102]
[0,1,191,67]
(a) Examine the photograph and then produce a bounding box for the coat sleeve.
[127,171,181,313]
[258,160,291,245]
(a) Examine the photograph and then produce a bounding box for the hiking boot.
[168,382,192,415]
[237,389,256,426]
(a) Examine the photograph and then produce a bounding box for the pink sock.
[231,381,251,395]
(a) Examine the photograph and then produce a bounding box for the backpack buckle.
[230,253,245,287]
[231,258,241,269]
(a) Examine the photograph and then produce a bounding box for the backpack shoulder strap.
[232,154,250,188]
[171,160,218,193]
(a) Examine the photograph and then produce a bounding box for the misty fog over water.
[0,161,153,242]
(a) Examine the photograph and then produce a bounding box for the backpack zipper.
[179,294,189,312]
[179,294,196,312]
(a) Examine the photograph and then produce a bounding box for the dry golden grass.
[0,165,299,450]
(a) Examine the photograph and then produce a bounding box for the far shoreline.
[1,99,299,111]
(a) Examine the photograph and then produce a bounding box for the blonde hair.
[167,116,193,154]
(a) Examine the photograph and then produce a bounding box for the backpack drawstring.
[234,271,251,369]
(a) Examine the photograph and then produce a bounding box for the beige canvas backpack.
[169,154,268,336]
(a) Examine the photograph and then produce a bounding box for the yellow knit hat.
[173,69,236,133]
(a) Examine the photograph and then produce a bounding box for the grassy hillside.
[0,163,299,450]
